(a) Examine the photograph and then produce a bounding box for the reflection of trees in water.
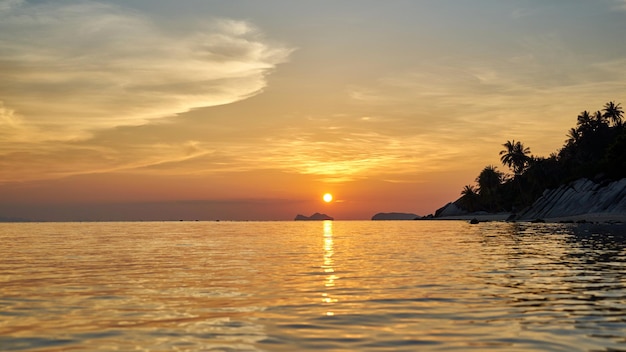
[565,223,626,264]
[477,223,626,347]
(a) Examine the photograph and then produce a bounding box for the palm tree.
[499,140,532,176]
[475,165,503,212]
[461,185,477,196]
[475,165,502,195]
[576,110,593,135]
[593,110,608,130]
[577,110,592,125]
[602,101,624,127]
[566,127,581,145]
[459,185,479,212]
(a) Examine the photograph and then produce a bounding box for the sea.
[1,220,625,351]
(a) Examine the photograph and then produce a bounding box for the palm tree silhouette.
[461,185,477,196]
[460,185,479,212]
[476,165,503,212]
[499,140,532,210]
[499,140,531,176]
[476,165,502,194]
[594,110,608,126]
[566,127,581,145]
[576,110,593,135]
[602,101,624,127]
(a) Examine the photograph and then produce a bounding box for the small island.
[433,101,626,223]
[294,213,334,221]
[371,212,419,220]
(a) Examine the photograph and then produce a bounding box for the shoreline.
[433,212,626,224]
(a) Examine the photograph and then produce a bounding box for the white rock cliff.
[518,178,626,220]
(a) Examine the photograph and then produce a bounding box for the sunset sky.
[2,0,626,221]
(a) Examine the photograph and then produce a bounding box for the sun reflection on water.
[322,220,338,315]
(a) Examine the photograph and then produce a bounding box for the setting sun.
[323,193,333,203]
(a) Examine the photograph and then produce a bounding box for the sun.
[323,193,333,203]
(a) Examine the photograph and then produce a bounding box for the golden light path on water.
[322,221,338,315]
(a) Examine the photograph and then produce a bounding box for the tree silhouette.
[459,185,479,212]
[576,110,594,135]
[475,165,502,195]
[593,110,608,129]
[475,165,503,212]
[461,185,477,195]
[566,127,581,146]
[603,130,626,178]
[577,110,592,125]
[603,101,624,127]
[499,140,531,176]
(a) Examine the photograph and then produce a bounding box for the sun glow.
[323,193,333,203]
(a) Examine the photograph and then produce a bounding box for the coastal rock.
[294,213,334,221]
[518,178,626,220]
[371,212,419,220]
[434,202,468,217]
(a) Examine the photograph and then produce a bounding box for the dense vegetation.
[457,101,625,213]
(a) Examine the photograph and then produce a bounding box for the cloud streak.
[615,0,626,10]
[0,0,292,142]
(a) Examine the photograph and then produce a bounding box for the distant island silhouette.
[0,216,33,223]
[371,212,419,220]
[294,213,334,221]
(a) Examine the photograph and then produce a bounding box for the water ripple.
[1,221,626,351]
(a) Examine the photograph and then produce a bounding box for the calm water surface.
[1,221,625,351]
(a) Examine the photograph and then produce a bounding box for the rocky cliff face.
[434,202,467,217]
[518,178,626,220]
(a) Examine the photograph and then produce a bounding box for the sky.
[1,0,626,221]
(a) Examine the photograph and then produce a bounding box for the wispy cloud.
[0,102,19,130]
[214,128,472,183]
[0,1,292,142]
[346,39,626,156]
[614,0,626,10]
[0,116,474,184]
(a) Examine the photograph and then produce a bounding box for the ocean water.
[1,220,625,351]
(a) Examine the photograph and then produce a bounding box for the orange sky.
[2,1,626,220]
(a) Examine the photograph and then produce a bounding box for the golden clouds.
[0,102,19,130]
[0,1,294,184]
[0,1,292,142]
